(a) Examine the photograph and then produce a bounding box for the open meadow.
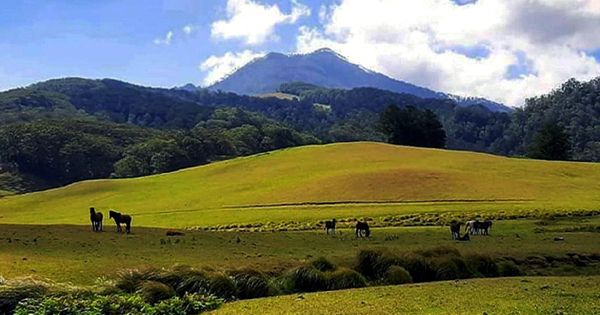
[214,276,600,315]
[1,142,600,229]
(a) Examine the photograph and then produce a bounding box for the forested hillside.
[1,76,599,195]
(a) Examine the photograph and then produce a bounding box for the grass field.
[0,142,599,229]
[1,216,599,284]
[213,276,600,314]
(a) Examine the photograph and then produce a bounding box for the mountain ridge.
[206,48,513,113]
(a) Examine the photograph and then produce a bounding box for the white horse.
[465,220,477,235]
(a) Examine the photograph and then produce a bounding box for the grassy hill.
[0,142,599,228]
[214,276,600,314]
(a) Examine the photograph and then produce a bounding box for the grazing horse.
[466,220,477,235]
[89,207,103,232]
[325,219,337,235]
[458,232,470,241]
[109,210,132,234]
[450,221,461,240]
[355,221,370,238]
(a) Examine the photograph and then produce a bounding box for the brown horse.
[90,207,103,232]
[109,210,132,234]
[450,221,461,240]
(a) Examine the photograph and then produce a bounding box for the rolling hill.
[0,142,599,228]
[207,48,512,112]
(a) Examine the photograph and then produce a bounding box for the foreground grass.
[214,276,600,315]
[1,217,599,284]
[1,142,600,228]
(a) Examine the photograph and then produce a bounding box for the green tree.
[379,105,446,148]
[527,122,571,161]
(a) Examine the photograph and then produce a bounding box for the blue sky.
[0,0,327,90]
[1,0,600,106]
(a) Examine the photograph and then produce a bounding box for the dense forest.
[1,76,599,194]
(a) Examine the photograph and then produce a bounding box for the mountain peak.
[208,49,511,112]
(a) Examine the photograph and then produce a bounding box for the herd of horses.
[324,218,492,240]
[89,207,132,234]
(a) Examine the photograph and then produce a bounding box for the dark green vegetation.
[1,75,599,196]
[0,277,222,315]
[379,105,446,148]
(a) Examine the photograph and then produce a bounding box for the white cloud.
[200,50,266,86]
[211,0,310,45]
[182,24,196,35]
[153,31,174,45]
[296,0,600,106]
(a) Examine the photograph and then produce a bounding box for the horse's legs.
[126,222,131,234]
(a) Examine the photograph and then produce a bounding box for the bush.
[115,268,160,293]
[397,254,436,282]
[137,281,176,304]
[229,269,272,299]
[13,292,223,315]
[0,281,50,314]
[355,249,402,280]
[431,257,461,280]
[383,266,412,285]
[208,273,238,300]
[286,266,328,292]
[309,257,336,272]
[465,254,499,277]
[498,261,523,276]
[327,268,367,290]
[171,269,211,296]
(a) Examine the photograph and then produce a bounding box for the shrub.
[208,273,238,300]
[397,254,436,282]
[137,281,176,304]
[309,257,336,272]
[0,281,49,314]
[498,261,523,276]
[383,266,412,285]
[229,269,272,299]
[115,268,160,293]
[465,254,499,277]
[152,294,223,315]
[286,266,328,292]
[326,268,367,290]
[431,257,469,280]
[355,249,401,280]
[172,269,211,296]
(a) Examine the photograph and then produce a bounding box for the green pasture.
[213,276,600,314]
[1,216,599,285]
[1,142,600,228]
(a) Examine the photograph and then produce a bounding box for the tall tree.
[379,105,446,148]
[527,122,571,161]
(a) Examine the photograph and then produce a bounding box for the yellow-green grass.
[1,217,599,284]
[256,92,299,100]
[213,276,600,314]
[1,142,600,228]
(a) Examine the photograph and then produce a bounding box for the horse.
[89,207,103,232]
[477,220,492,235]
[450,221,461,240]
[466,220,477,235]
[109,210,132,234]
[355,221,370,238]
[457,232,470,241]
[325,219,337,235]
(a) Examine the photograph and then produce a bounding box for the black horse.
[356,221,370,238]
[109,210,132,234]
[450,221,461,240]
[325,219,337,235]
[90,207,103,232]
[477,220,492,235]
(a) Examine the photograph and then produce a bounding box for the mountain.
[207,48,513,113]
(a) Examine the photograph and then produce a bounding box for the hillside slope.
[0,142,599,227]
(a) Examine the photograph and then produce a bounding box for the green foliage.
[137,281,176,304]
[228,269,272,299]
[208,273,238,300]
[326,268,367,290]
[527,122,571,160]
[286,266,328,292]
[13,293,222,315]
[0,281,49,314]
[379,105,446,148]
[309,257,336,272]
[383,266,413,285]
[498,261,523,277]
